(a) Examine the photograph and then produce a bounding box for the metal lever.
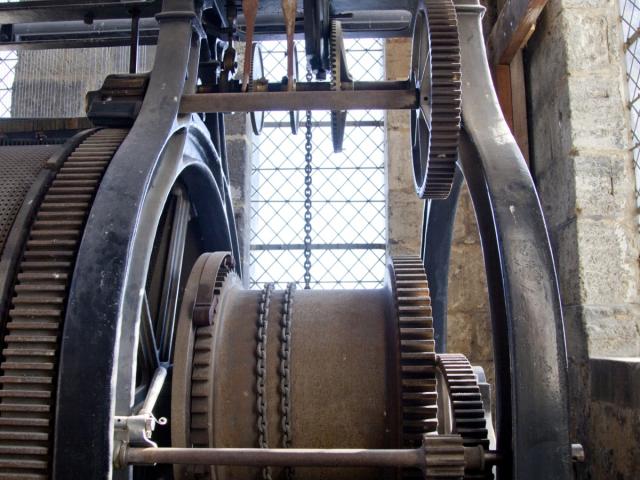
[282,0,296,91]
[241,0,259,92]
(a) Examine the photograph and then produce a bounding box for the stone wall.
[526,0,640,476]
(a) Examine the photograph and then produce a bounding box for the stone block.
[528,82,573,176]
[567,72,629,151]
[561,11,611,72]
[560,0,616,9]
[224,111,250,136]
[446,310,493,364]
[549,219,581,305]
[386,195,423,255]
[384,38,411,81]
[575,218,639,305]
[226,136,251,189]
[583,304,640,356]
[525,6,568,105]
[447,311,475,355]
[452,186,481,245]
[447,243,489,313]
[535,149,576,230]
[385,113,416,196]
[573,153,636,220]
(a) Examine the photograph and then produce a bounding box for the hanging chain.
[303,69,313,289]
[279,282,296,479]
[256,283,274,480]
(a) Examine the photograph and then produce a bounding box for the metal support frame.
[422,2,572,478]
[53,1,238,478]
[0,0,573,477]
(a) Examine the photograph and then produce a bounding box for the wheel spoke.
[421,49,430,91]
[157,185,190,363]
[141,291,160,372]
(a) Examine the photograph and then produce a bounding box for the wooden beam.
[487,0,548,65]
[495,65,513,129]
[509,50,530,164]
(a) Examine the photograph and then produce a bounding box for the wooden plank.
[487,0,548,65]
[510,50,530,164]
[495,65,513,130]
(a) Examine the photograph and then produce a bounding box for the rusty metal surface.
[169,253,451,480]
[0,129,127,479]
[125,446,426,469]
[180,89,417,113]
[389,257,438,448]
[423,435,465,479]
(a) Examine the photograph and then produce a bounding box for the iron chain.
[303,69,313,289]
[256,283,274,480]
[279,283,296,479]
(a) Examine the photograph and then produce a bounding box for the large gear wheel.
[410,0,462,199]
[329,20,352,153]
[0,129,128,478]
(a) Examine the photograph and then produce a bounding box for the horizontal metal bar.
[263,120,384,128]
[252,166,384,171]
[125,446,424,468]
[180,90,417,114]
[251,243,386,251]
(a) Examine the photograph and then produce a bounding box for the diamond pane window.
[250,39,386,289]
[0,51,16,118]
[620,0,640,228]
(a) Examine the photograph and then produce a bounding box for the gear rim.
[410,0,462,199]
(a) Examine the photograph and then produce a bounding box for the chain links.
[303,69,313,289]
[279,282,296,479]
[256,283,274,480]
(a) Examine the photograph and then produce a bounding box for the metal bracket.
[113,413,168,468]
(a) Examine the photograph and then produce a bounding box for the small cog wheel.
[249,42,266,136]
[436,353,493,479]
[410,0,462,199]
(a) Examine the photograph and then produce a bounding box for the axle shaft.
[125,446,425,468]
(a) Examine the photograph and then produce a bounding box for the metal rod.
[125,447,425,469]
[140,292,160,372]
[180,89,418,113]
[251,243,387,251]
[139,366,167,416]
[129,9,140,74]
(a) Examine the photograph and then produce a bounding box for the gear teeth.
[187,254,235,478]
[423,434,466,479]
[248,43,265,135]
[0,129,127,479]
[390,256,438,453]
[411,0,462,199]
[329,20,349,153]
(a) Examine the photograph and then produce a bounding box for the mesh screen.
[0,45,154,118]
[250,39,387,289]
[620,0,640,227]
